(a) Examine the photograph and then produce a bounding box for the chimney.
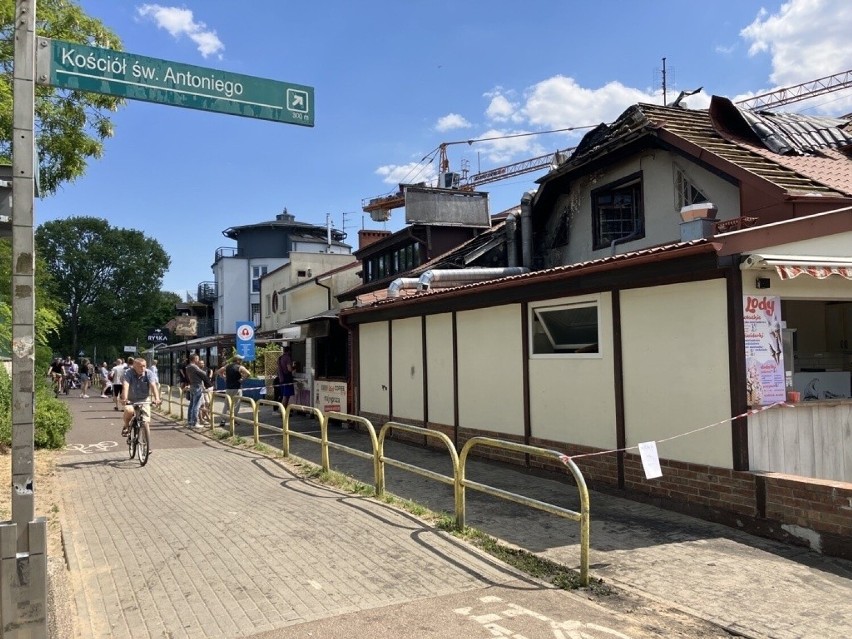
[679,203,718,241]
[358,229,392,250]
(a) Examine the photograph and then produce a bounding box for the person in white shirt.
[110,358,126,411]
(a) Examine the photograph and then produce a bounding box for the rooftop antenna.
[662,57,667,106]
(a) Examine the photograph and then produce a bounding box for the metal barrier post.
[377,422,459,521]
[281,405,324,458]
[459,437,591,586]
[211,391,234,435]
[229,396,258,442]
[320,413,379,486]
[159,384,171,414]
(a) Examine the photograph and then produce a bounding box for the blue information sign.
[235,321,256,362]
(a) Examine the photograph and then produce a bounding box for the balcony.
[197,281,217,304]
[215,246,239,262]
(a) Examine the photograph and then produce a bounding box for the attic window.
[674,167,708,210]
[591,171,644,250]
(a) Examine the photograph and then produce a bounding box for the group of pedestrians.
[47,355,108,398]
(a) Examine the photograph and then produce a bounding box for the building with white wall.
[209,210,350,335]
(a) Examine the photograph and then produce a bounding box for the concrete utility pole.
[0,1,48,636]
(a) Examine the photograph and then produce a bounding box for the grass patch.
[439,521,611,594]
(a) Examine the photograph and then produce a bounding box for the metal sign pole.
[2,2,48,637]
[11,0,36,543]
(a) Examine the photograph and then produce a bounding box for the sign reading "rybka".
[36,37,314,126]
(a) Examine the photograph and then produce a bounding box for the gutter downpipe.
[418,267,530,291]
[610,228,644,256]
[505,213,518,268]
[315,277,333,310]
[520,191,535,269]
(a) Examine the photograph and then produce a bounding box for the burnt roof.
[538,97,852,207]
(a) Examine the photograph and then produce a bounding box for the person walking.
[78,358,92,398]
[216,354,250,399]
[185,354,208,429]
[110,358,126,411]
[99,361,111,397]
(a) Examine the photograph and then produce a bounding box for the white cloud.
[740,0,852,88]
[485,94,519,122]
[375,162,437,186]
[522,75,658,131]
[435,113,472,132]
[136,4,225,59]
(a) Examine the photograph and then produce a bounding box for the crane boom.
[735,69,852,111]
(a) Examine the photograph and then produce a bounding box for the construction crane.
[362,139,571,219]
[735,68,852,111]
[364,68,852,219]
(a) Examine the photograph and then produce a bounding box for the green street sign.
[36,38,314,126]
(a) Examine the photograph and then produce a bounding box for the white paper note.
[638,441,663,479]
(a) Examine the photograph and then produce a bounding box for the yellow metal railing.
[281,404,324,459]
[209,391,234,434]
[459,437,590,586]
[377,422,461,519]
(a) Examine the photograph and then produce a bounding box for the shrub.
[0,366,71,449]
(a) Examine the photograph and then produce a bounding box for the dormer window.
[591,171,644,250]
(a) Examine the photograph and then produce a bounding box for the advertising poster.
[315,380,347,413]
[743,295,785,405]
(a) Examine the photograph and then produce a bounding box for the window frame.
[528,295,602,359]
[591,171,644,251]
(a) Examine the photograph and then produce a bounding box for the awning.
[741,254,852,280]
[775,265,852,280]
[277,326,305,340]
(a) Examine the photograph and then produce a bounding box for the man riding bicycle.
[48,358,65,395]
[120,357,161,439]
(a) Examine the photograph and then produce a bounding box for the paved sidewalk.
[57,397,852,638]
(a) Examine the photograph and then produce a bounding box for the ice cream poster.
[743,295,785,405]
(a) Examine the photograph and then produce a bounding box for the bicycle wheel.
[137,421,150,466]
[127,418,137,459]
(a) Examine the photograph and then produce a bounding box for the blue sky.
[37,0,852,298]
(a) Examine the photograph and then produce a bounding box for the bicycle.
[51,373,64,398]
[126,401,154,466]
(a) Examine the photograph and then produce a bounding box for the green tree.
[0,0,124,194]
[0,237,61,369]
[35,216,170,357]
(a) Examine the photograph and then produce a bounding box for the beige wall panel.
[621,280,733,468]
[529,293,617,449]
[751,230,852,258]
[426,314,455,426]
[391,317,425,421]
[359,322,389,416]
[456,305,525,436]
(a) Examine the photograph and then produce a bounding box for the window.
[251,303,260,326]
[264,294,271,317]
[251,265,268,293]
[592,172,644,250]
[530,300,600,356]
[674,167,708,210]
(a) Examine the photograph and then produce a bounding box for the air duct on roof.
[418,267,529,291]
[386,278,421,298]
